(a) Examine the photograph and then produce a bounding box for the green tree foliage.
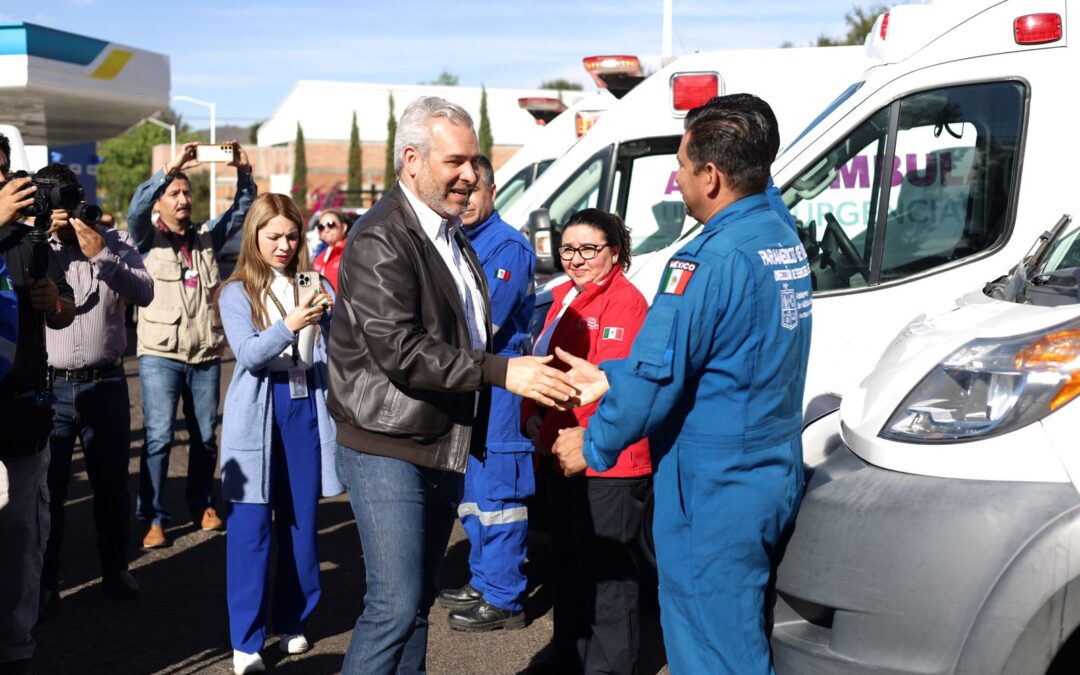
[346,111,363,207]
[187,170,210,224]
[816,4,889,46]
[539,78,584,91]
[423,70,459,86]
[249,121,263,145]
[384,93,397,192]
[292,122,307,212]
[478,86,493,159]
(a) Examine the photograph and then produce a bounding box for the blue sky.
[4,0,877,125]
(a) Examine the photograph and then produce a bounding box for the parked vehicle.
[503,45,868,276]
[773,212,1080,674]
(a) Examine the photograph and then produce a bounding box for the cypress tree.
[347,111,362,206]
[478,85,493,158]
[292,122,307,212]
[384,93,397,192]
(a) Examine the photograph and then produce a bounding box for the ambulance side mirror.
[529,208,558,275]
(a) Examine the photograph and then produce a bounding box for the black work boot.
[437,583,483,610]
[447,600,526,632]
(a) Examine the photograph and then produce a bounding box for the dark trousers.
[42,370,131,591]
[226,375,322,654]
[549,473,650,675]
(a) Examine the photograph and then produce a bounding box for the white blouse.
[265,269,317,371]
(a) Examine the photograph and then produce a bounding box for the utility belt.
[50,362,123,383]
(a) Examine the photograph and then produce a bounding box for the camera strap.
[267,279,299,366]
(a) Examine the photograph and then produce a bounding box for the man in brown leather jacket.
[328,96,573,675]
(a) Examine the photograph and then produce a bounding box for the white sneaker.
[232,650,265,674]
[279,633,311,654]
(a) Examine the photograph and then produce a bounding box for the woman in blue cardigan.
[216,193,343,674]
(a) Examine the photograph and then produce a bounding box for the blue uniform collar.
[465,210,502,241]
[702,193,770,233]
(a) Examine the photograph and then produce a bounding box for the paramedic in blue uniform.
[439,155,537,631]
[552,94,813,674]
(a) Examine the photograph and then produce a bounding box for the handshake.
[506,347,608,477]
[505,347,608,410]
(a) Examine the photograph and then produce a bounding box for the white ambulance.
[494,89,615,213]
[772,3,1080,667]
[503,45,868,272]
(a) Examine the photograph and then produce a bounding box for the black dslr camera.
[2,170,102,226]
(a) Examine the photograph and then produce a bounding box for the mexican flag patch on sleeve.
[660,259,697,295]
[601,327,624,341]
[495,268,511,281]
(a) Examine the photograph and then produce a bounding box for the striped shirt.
[401,184,488,350]
[46,227,155,370]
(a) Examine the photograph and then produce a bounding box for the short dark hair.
[565,208,632,272]
[683,93,778,196]
[0,131,10,166]
[35,163,81,187]
[476,155,494,189]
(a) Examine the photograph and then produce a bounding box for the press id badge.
[288,367,309,399]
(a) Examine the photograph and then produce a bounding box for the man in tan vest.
[127,140,256,548]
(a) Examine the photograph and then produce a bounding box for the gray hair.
[393,96,475,176]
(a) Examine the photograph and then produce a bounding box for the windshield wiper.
[1026,214,1072,282]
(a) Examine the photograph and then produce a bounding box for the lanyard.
[266,279,300,365]
[156,222,195,269]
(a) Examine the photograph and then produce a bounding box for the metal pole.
[662,0,674,67]
[209,102,217,220]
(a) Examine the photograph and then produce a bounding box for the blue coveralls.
[582,193,812,673]
[461,210,537,612]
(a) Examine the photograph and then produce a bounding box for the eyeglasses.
[558,244,608,261]
[317,221,340,231]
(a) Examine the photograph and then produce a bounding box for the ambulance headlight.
[882,319,1080,442]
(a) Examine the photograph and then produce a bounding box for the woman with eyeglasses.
[522,208,651,675]
[311,209,348,292]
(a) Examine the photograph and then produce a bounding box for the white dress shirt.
[401,183,488,350]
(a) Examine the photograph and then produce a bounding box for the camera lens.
[72,203,102,226]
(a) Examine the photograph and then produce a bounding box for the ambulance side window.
[494,165,534,212]
[545,147,612,234]
[611,136,694,255]
[880,83,1024,281]
[783,81,1026,293]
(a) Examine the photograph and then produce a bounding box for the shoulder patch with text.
[601,327,624,341]
[495,268,511,281]
[660,259,697,295]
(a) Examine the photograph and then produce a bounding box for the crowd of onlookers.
[0,90,814,675]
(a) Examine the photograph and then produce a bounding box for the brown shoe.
[200,508,224,531]
[142,524,166,549]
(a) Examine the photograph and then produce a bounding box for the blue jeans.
[42,369,131,590]
[137,356,220,525]
[336,447,463,675]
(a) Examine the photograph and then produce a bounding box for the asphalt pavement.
[29,347,669,674]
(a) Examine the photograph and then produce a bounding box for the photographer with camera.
[127,140,255,549]
[36,163,154,617]
[0,134,75,675]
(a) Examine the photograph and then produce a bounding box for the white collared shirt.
[400,183,488,350]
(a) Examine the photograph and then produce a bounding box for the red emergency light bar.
[1014,13,1062,45]
[583,55,643,88]
[671,73,719,113]
[518,97,567,125]
[575,110,603,138]
[879,13,890,39]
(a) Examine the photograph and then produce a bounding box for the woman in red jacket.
[311,209,348,292]
[523,208,650,675]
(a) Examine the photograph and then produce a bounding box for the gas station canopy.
[0,22,169,145]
